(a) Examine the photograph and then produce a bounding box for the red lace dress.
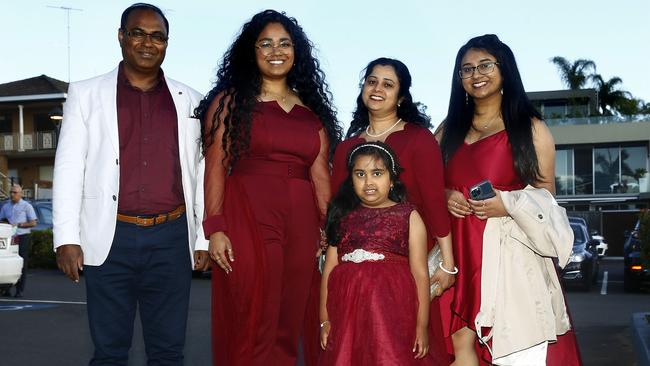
[439,130,582,365]
[331,123,451,364]
[202,100,330,366]
[319,202,435,365]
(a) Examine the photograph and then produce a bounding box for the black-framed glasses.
[459,61,499,79]
[123,28,168,45]
[255,40,294,55]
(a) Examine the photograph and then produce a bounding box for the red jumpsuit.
[203,100,330,366]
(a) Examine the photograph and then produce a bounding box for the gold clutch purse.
[427,245,442,299]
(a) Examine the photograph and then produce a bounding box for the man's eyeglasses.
[10,191,19,194]
[255,40,294,55]
[123,28,168,45]
[459,61,500,79]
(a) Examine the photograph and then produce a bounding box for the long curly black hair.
[325,142,407,246]
[440,34,543,185]
[346,57,431,138]
[194,9,342,166]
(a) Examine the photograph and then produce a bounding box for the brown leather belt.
[116,205,186,227]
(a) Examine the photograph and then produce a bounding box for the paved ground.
[0,257,647,365]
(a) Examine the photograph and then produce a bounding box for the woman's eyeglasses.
[459,61,499,79]
[255,40,294,55]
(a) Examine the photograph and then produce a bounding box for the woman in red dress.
[437,34,582,365]
[195,10,342,366]
[331,58,455,365]
[320,142,433,365]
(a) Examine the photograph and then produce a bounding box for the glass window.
[594,147,620,194]
[620,146,648,193]
[570,223,586,245]
[574,147,593,195]
[34,113,57,132]
[543,103,566,119]
[37,206,52,225]
[555,149,574,195]
[0,113,12,133]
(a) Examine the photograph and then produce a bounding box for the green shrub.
[640,210,650,269]
[28,229,57,269]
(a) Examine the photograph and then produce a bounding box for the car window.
[37,206,52,225]
[571,223,586,245]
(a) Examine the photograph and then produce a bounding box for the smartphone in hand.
[469,180,496,200]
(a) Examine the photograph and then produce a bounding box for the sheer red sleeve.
[330,140,351,196]
[202,96,229,238]
[413,129,451,238]
[310,128,331,224]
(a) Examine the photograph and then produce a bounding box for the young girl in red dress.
[318,142,435,365]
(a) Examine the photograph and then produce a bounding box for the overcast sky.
[2,0,648,129]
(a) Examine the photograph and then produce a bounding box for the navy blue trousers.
[84,214,191,366]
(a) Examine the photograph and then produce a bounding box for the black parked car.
[623,220,648,292]
[561,219,600,290]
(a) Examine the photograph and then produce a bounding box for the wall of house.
[549,120,650,145]
[8,157,55,189]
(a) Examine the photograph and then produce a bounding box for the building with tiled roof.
[0,75,68,199]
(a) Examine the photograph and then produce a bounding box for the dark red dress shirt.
[116,62,184,215]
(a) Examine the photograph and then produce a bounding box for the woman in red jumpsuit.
[331,58,455,365]
[437,34,582,365]
[195,10,342,366]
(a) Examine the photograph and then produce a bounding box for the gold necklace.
[262,88,291,103]
[473,112,501,130]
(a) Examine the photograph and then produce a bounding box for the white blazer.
[53,67,208,266]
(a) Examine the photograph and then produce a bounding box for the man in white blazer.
[53,4,209,365]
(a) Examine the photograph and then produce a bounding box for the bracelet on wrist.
[438,262,459,275]
[320,320,330,328]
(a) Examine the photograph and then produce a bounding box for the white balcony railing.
[0,131,58,152]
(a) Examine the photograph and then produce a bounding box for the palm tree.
[550,56,596,89]
[590,74,631,115]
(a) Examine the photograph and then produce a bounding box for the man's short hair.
[120,3,169,34]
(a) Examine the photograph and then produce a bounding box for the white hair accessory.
[348,143,397,174]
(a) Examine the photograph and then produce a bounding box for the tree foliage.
[590,74,631,115]
[550,56,596,89]
[550,56,649,116]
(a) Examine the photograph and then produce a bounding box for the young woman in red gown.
[195,10,342,366]
[320,142,433,365]
[437,34,583,366]
[330,58,455,365]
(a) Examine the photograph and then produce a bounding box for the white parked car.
[591,234,608,257]
[0,223,23,293]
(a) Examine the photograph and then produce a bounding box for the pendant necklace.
[366,118,403,138]
[262,88,290,103]
[473,112,501,130]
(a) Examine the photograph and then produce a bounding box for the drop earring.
[465,92,468,105]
